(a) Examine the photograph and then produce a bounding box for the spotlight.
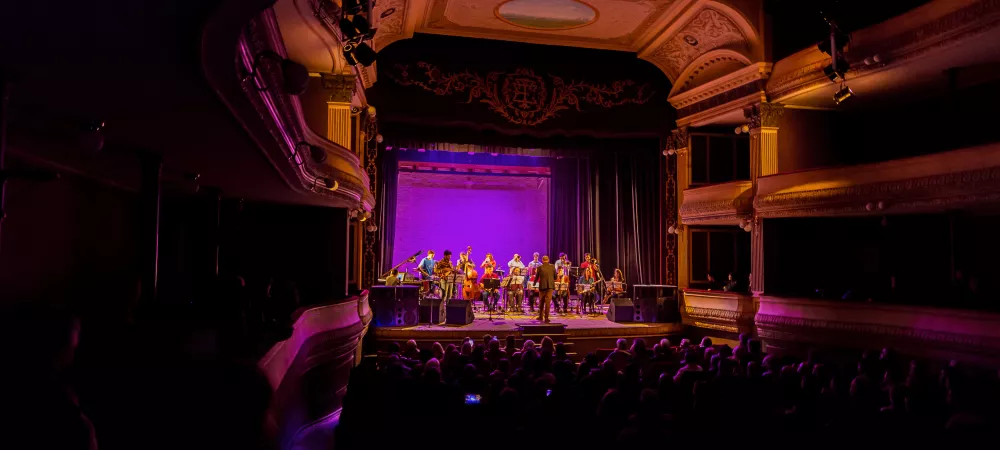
[353,15,376,39]
[339,18,359,39]
[310,145,327,163]
[343,43,359,66]
[823,57,849,82]
[354,42,377,67]
[833,84,854,105]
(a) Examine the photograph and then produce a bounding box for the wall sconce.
[738,217,753,232]
[667,224,684,235]
[365,222,378,233]
[734,124,750,135]
[243,51,309,96]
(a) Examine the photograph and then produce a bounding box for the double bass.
[462,261,480,301]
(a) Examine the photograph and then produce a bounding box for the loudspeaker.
[606,298,635,323]
[635,297,664,323]
[419,298,446,324]
[371,286,420,327]
[446,300,475,325]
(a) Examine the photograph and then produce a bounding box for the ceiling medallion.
[494,0,599,31]
[683,35,699,46]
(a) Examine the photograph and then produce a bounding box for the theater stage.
[372,311,683,356]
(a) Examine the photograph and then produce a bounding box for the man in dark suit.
[535,255,556,323]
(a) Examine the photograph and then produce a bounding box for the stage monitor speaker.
[446,300,475,325]
[606,298,635,323]
[370,286,420,327]
[419,298,446,324]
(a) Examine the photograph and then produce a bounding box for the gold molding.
[669,62,771,109]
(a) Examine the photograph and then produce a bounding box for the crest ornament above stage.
[387,62,655,127]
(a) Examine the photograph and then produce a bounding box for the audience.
[335,336,1000,450]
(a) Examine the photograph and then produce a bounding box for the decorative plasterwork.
[744,102,783,129]
[679,180,752,224]
[642,4,757,81]
[416,0,679,52]
[321,72,358,102]
[373,0,409,51]
[754,142,1000,219]
[682,289,756,335]
[669,60,769,109]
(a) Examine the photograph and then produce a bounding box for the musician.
[579,253,593,271]
[507,254,525,274]
[385,268,401,286]
[525,253,542,312]
[536,255,556,323]
[607,269,625,300]
[555,253,572,275]
[506,267,525,312]
[578,267,597,314]
[419,250,436,280]
[554,267,571,314]
[481,253,497,271]
[480,265,501,311]
[434,250,455,301]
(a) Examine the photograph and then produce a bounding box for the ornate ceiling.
[369,0,764,87]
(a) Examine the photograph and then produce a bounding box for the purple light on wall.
[392,171,549,273]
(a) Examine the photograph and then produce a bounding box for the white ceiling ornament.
[646,7,747,79]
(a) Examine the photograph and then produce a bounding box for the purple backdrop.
[392,171,549,274]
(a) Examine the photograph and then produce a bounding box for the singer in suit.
[535,255,556,323]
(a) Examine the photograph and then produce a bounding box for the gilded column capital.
[321,72,358,103]
[744,102,784,129]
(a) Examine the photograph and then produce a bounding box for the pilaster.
[322,71,357,150]
[744,102,782,297]
[670,127,690,288]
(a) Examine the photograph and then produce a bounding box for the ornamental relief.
[387,62,655,126]
[755,313,998,350]
[647,8,747,77]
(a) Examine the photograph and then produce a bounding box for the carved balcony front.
[681,288,757,338]
[680,180,753,225]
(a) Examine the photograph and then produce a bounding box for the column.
[321,70,357,150]
[670,127,690,288]
[745,102,782,296]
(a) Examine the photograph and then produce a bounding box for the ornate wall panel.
[681,289,756,336]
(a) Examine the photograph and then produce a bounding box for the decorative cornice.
[685,306,754,322]
[755,166,1000,218]
[669,62,771,109]
[679,180,752,222]
[676,80,765,120]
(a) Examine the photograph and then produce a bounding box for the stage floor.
[373,309,683,344]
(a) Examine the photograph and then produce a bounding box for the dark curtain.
[376,150,399,277]
[548,157,594,264]
[593,144,664,287]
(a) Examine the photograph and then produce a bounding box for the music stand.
[506,275,525,312]
[451,272,465,299]
[482,278,501,321]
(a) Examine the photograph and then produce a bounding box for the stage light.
[833,84,854,105]
[339,18,359,39]
[342,0,363,15]
[343,44,359,66]
[354,42,377,67]
[490,152,498,156]
[353,15,376,39]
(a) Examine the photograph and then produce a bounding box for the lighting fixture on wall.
[667,224,684,235]
[366,223,378,233]
[243,51,309,96]
[733,124,750,135]
[833,83,854,105]
[738,217,753,232]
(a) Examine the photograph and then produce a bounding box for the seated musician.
[507,267,525,312]
[480,265,501,311]
[554,267,571,314]
[578,267,597,314]
[434,250,455,301]
[385,268,401,286]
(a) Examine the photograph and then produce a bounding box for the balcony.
[681,288,756,336]
[755,142,1000,218]
[679,180,753,225]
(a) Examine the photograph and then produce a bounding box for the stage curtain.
[376,150,399,277]
[548,157,595,263]
[592,144,665,287]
